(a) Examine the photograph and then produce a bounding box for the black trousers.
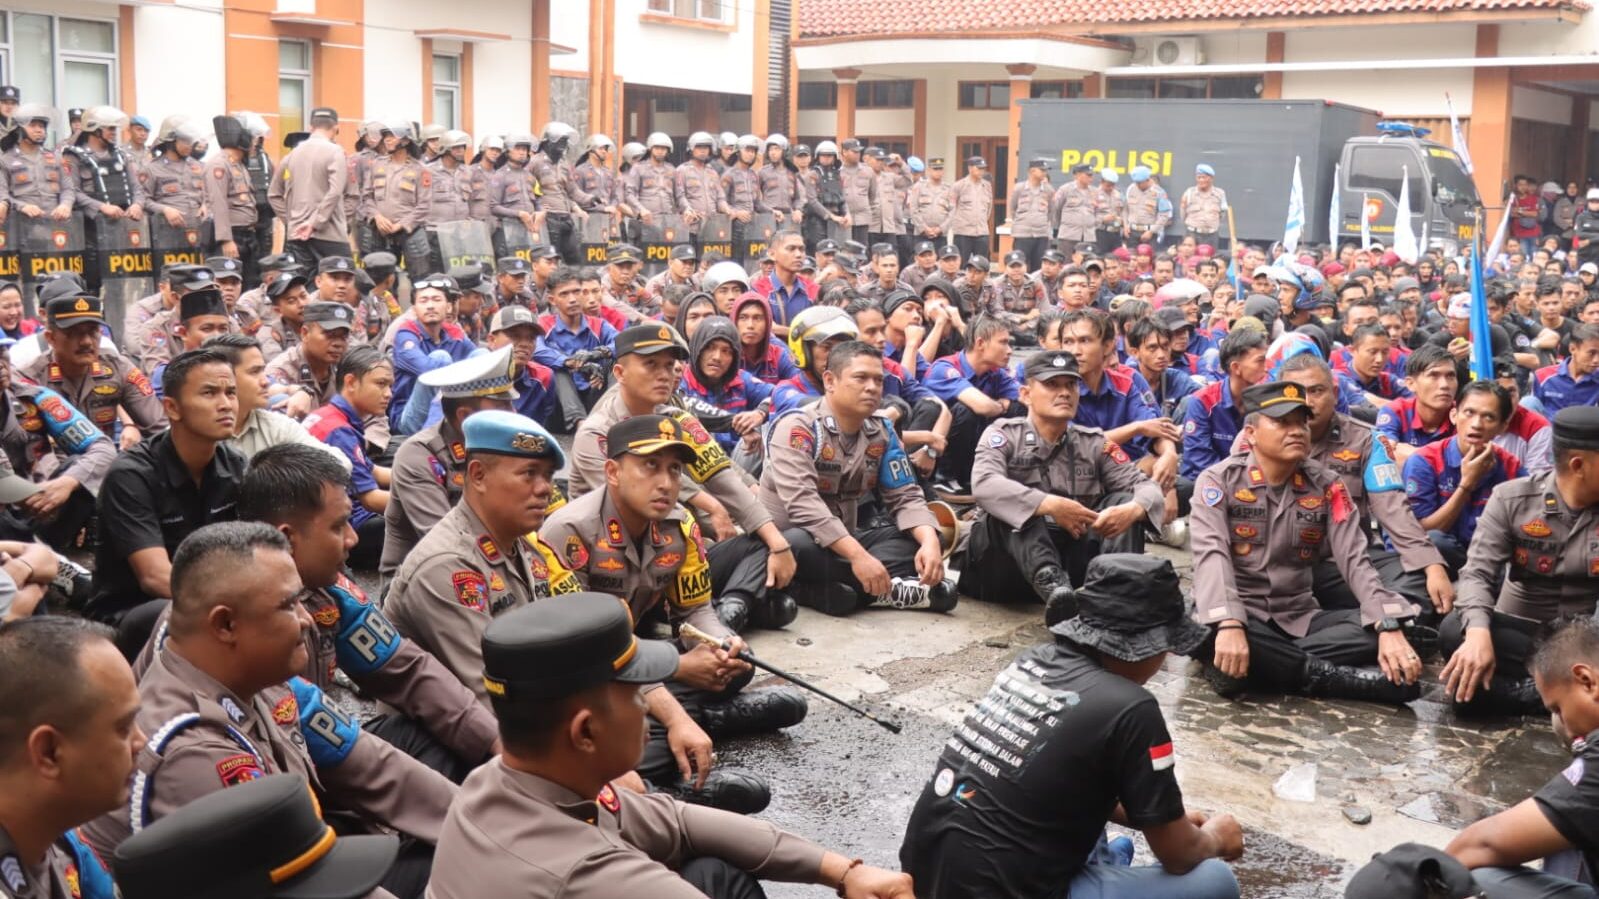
[680,857,768,899]
[1189,609,1378,692]
[0,487,96,553]
[1440,610,1540,683]
[210,230,258,282]
[348,516,386,571]
[849,224,870,248]
[1095,228,1124,255]
[547,213,579,264]
[287,237,351,272]
[936,401,1021,489]
[1012,236,1048,271]
[802,216,828,253]
[250,211,274,287]
[960,498,1142,602]
[1311,548,1433,620]
[706,530,808,603]
[551,369,604,432]
[787,524,922,615]
[1187,230,1221,249]
[954,235,988,263]
[363,712,479,784]
[637,672,755,785]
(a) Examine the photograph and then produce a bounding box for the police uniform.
[1092,175,1127,254]
[756,161,806,222]
[0,112,74,214]
[17,296,167,441]
[675,159,727,229]
[626,157,678,218]
[204,117,259,263]
[426,157,475,226]
[356,252,401,343]
[1049,167,1097,260]
[266,301,353,409]
[574,155,622,214]
[0,820,90,899]
[255,271,309,361]
[487,159,540,259]
[983,268,1048,331]
[530,150,591,263]
[760,396,949,614]
[1189,382,1419,702]
[868,154,911,263]
[139,153,209,229]
[944,162,993,262]
[0,352,116,549]
[1009,163,1054,271]
[385,412,577,706]
[1123,170,1170,242]
[360,153,433,282]
[1180,172,1227,247]
[964,353,1163,605]
[267,108,350,270]
[428,593,826,899]
[66,135,145,294]
[908,166,953,240]
[382,349,522,577]
[243,140,276,287]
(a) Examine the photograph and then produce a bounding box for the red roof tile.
[798,0,1585,39]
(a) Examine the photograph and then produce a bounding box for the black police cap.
[361,252,398,275]
[1041,249,1066,264]
[1241,381,1311,419]
[1553,406,1599,452]
[112,773,399,899]
[46,294,105,329]
[913,240,936,256]
[482,593,680,701]
[265,272,308,300]
[606,413,696,461]
[204,256,244,280]
[1024,352,1081,382]
[317,256,355,275]
[179,286,227,321]
[615,323,688,360]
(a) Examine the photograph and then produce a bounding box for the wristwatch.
[923,446,939,459]
[1374,617,1403,633]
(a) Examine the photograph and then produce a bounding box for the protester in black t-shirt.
[1448,616,1599,896]
[899,554,1243,899]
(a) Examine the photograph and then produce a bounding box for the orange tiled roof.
[798,0,1584,39]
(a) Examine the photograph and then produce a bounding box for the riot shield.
[640,214,686,277]
[698,214,733,260]
[434,220,494,272]
[826,219,851,243]
[0,219,16,293]
[496,220,549,265]
[742,212,777,264]
[580,215,614,266]
[96,217,154,342]
[149,217,211,271]
[14,214,86,316]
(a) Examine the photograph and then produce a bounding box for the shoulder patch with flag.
[1150,742,1175,772]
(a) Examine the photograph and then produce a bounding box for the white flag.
[1446,92,1474,175]
[1360,194,1372,250]
[1329,163,1342,252]
[1393,166,1418,264]
[1484,193,1514,266]
[1283,156,1304,256]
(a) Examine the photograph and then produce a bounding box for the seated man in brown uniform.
[427,593,915,899]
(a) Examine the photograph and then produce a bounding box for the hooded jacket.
[680,315,773,453]
[732,291,801,383]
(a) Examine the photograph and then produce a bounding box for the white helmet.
[646,131,673,152]
[442,129,471,150]
[814,139,839,156]
[621,142,646,165]
[229,110,270,140]
[718,131,738,150]
[764,133,789,151]
[420,123,447,143]
[702,261,751,295]
[583,133,615,156]
[736,134,761,152]
[81,105,127,135]
[541,121,578,145]
[480,134,505,151]
[505,132,538,150]
[688,131,716,150]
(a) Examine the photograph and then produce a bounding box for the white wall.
[925,72,1007,165]
[1281,66,1474,117]
[1499,14,1599,56]
[473,39,532,138]
[1283,24,1476,63]
[1513,85,1572,125]
[132,3,225,126]
[613,0,753,94]
[1199,31,1267,66]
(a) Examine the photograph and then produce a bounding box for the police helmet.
[701,261,751,296]
[154,115,204,148]
[584,133,615,155]
[621,142,646,165]
[481,134,505,151]
[506,132,538,150]
[442,129,471,151]
[233,111,271,140]
[75,106,126,145]
[361,120,385,142]
[420,123,447,144]
[386,120,418,151]
[794,144,812,158]
[688,131,716,150]
[718,131,738,151]
[646,131,674,152]
[764,134,789,151]
[541,122,578,146]
[14,104,52,127]
[786,305,860,371]
[736,134,761,153]
[814,140,839,157]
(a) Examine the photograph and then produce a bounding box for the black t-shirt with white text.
[899,640,1187,899]
[1535,731,1599,875]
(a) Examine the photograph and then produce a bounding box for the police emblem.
[606,518,624,545]
[452,572,488,611]
[598,783,622,813]
[1522,520,1553,538]
[566,535,590,569]
[215,754,264,787]
[1201,486,1223,507]
[1233,488,1257,503]
[272,695,298,725]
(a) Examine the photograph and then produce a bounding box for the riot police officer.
[530,122,591,263]
[676,131,727,234]
[807,140,847,249]
[236,110,275,288]
[574,133,626,224]
[66,106,145,295]
[722,134,766,262]
[0,104,74,225]
[359,121,433,283]
[626,132,677,236]
[204,115,259,269]
[139,115,211,255]
[487,133,543,261]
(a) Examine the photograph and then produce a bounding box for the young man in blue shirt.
[1402,381,1519,575]
[306,345,394,569]
[924,316,1020,494]
[533,265,619,431]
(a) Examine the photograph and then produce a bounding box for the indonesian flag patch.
[1149,742,1175,772]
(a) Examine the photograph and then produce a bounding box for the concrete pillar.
[752,0,770,137]
[1263,32,1285,100]
[1469,24,1514,225]
[531,0,551,131]
[834,68,860,141]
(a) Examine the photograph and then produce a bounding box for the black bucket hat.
[1050,554,1207,661]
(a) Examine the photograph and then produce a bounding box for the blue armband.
[329,584,402,676]
[33,386,106,454]
[61,829,117,899]
[288,677,359,769]
[878,427,916,490]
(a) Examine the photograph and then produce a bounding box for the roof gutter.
[1105,54,1599,77]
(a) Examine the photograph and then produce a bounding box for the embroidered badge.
[1201,486,1223,507]
[987,431,1006,448]
[598,784,621,813]
[566,535,590,569]
[272,695,298,725]
[1331,449,1360,463]
[1149,742,1175,772]
[1522,519,1553,538]
[789,426,815,453]
[1232,543,1251,556]
[453,572,488,611]
[653,552,682,569]
[1233,524,1258,540]
[1298,496,1324,510]
[489,573,506,592]
[596,557,625,572]
[477,535,501,562]
[313,606,340,627]
[220,697,246,723]
[216,753,264,786]
[1104,440,1130,464]
[1233,488,1257,503]
[1248,467,1264,485]
[607,518,624,546]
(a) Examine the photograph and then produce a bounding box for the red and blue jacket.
[1331,344,1409,382]
[680,367,775,453]
[1179,380,1242,479]
[926,351,1020,406]
[388,319,473,429]
[1077,365,1158,460]
[305,395,380,527]
[533,313,619,393]
[1533,359,1599,415]
[511,361,557,427]
[1375,396,1456,448]
[1345,369,1412,402]
[1402,437,1521,545]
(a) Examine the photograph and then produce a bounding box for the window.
[278,39,312,139]
[958,81,1010,110]
[646,0,728,22]
[0,12,119,129]
[1030,81,1083,100]
[798,82,835,110]
[1107,75,1264,100]
[1347,145,1425,201]
[432,52,461,129]
[856,80,913,109]
[856,136,911,158]
[653,94,688,114]
[719,93,751,112]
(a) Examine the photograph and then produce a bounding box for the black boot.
[1036,566,1078,627]
[715,593,751,633]
[1300,658,1421,705]
[789,581,859,616]
[659,770,771,815]
[868,577,959,612]
[1202,665,1248,699]
[749,592,799,630]
[1458,675,1544,717]
[699,688,809,739]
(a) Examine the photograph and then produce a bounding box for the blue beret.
[463,409,565,467]
[1195,163,1215,176]
[1130,165,1152,182]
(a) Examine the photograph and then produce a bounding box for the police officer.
[139,265,220,371]
[756,134,804,228]
[984,250,1047,335]
[836,138,877,247]
[0,618,146,899]
[359,121,432,283]
[676,131,727,238]
[238,252,298,321]
[206,254,249,332]
[488,133,543,261]
[428,593,915,899]
[1441,406,1599,715]
[627,132,678,229]
[19,293,167,445]
[945,156,993,263]
[0,85,18,144]
[256,270,309,362]
[355,251,399,343]
[539,416,805,797]
[722,134,766,263]
[112,773,400,899]
[908,157,952,245]
[1093,168,1126,254]
[78,521,456,899]
[150,285,234,397]
[530,122,591,264]
[865,147,910,265]
[233,111,275,288]
[267,107,350,271]
[1180,163,1227,249]
[66,106,146,294]
[266,301,352,415]
[762,339,952,614]
[140,115,210,251]
[425,130,476,268]
[1124,165,1170,247]
[381,348,518,578]
[1051,163,1096,260]
[964,350,1163,611]
[0,104,73,224]
[1189,381,1425,705]
[574,133,627,226]
[1008,157,1053,271]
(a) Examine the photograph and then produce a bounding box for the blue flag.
[1469,243,1494,382]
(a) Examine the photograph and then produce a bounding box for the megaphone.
[929,499,960,559]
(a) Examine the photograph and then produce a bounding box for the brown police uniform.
[908,179,953,239]
[0,823,79,899]
[17,348,167,439]
[984,276,1047,327]
[121,293,169,359]
[674,161,726,220]
[426,760,827,899]
[756,163,806,218]
[874,164,911,237]
[1124,181,1170,236]
[1092,184,1126,252]
[139,155,208,224]
[78,645,456,861]
[360,157,432,247]
[0,145,73,211]
[487,163,539,222]
[425,159,474,225]
[530,153,590,216]
[722,165,766,218]
[265,345,337,408]
[267,134,350,245]
[965,416,1163,599]
[574,159,622,212]
[380,419,468,576]
[1051,180,1097,248]
[1189,451,1414,690]
[204,154,257,246]
[1180,184,1227,241]
[134,307,183,370]
[626,159,678,218]
[384,499,578,706]
[466,164,493,222]
[1008,180,1053,240]
[839,161,877,237]
[943,178,993,240]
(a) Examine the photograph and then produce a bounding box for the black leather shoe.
[789,581,859,616]
[1457,675,1544,717]
[1202,664,1248,699]
[750,592,799,630]
[699,688,809,739]
[1301,658,1421,705]
[869,577,959,612]
[715,594,751,633]
[661,770,771,815]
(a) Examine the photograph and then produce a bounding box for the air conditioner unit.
[1130,37,1206,67]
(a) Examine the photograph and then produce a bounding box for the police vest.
[246,148,272,207]
[65,145,136,208]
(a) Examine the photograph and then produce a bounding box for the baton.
[678,623,902,734]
